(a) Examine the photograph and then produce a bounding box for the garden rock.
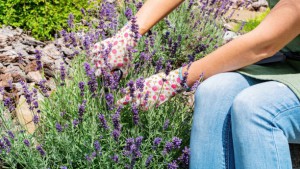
[27,71,43,83]
[251,0,268,11]
[0,26,76,113]
[16,95,35,134]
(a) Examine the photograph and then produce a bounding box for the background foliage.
[0,0,100,40]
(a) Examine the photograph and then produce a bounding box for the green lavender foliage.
[0,0,227,168]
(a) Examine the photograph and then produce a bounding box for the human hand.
[91,21,140,77]
[117,68,186,110]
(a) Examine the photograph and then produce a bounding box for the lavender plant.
[0,0,233,168]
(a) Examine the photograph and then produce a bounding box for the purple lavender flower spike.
[38,80,49,97]
[98,114,109,130]
[68,13,74,29]
[165,61,172,76]
[60,63,66,85]
[125,7,133,20]
[23,139,30,147]
[36,145,46,156]
[105,93,114,110]
[153,137,162,148]
[78,100,87,121]
[130,17,140,43]
[7,131,14,139]
[35,50,43,70]
[78,82,85,97]
[56,122,63,132]
[0,139,5,150]
[60,166,67,169]
[132,104,139,125]
[112,111,121,130]
[73,119,79,127]
[145,155,153,167]
[112,154,119,163]
[33,115,39,124]
[155,58,163,73]
[3,137,11,147]
[84,62,98,97]
[94,140,101,152]
[112,129,121,141]
[136,77,145,92]
[178,146,190,166]
[127,80,135,98]
[163,142,174,155]
[168,160,179,169]
[136,2,143,10]
[135,136,143,148]
[4,97,15,112]
[172,137,182,149]
[163,119,170,130]
[81,8,86,15]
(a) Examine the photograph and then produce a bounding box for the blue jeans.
[189,72,300,169]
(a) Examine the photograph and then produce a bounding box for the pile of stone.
[230,0,269,12]
[0,26,76,100]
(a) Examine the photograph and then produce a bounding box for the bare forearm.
[136,0,184,35]
[183,0,300,87]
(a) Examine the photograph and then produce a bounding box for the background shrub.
[0,0,100,40]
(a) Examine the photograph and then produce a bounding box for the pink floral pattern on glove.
[91,24,138,77]
[117,69,184,110]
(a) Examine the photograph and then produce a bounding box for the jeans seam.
[270,105,300,169]
[272,127,281,169]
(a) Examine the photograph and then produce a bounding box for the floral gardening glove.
[91,20,140,77]
[117,68,188,110]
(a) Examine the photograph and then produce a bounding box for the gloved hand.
[117,68,190,110]
[91,20,140,77]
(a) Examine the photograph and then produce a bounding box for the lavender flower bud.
[145,155,153,167]
[136,77,145,92]
[78,82,85,97]
[163,142,174,155]
[56,122,63,132]
[98,114,109,130]
[36,145,46,156]
[35,50,43,70]
[168,160,179,169]
[7,131,14,139]
[163,119,170,130]
[132,104,139,125]
[23,139,30,147]
[60,63,66,85]
[33,115,39,124]
[94,140,101,152]
[73,119,79,127]
[127,80,135,98]
[178,146,190,166]
[152,137,162,149]
[3,137,11,147]
[125,8,133,20]
[112,154,119,163]
[68,14,74,29]
[112,129,120,141]
[172,137,182,149]
[105,93,114,110]
[136,2,143,10]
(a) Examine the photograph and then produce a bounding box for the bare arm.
[135,0,184,35]
[184,0,300,86]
